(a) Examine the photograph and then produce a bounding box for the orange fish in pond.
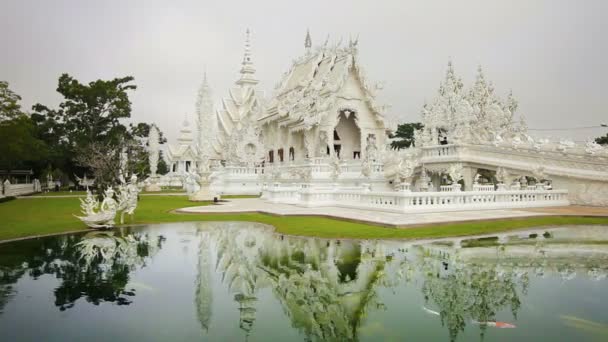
[472,320,516,329]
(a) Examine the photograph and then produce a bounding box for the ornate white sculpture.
[75,187,118,229]
[148,125,160,176]
[585,140,604,155]
[74,174,95,189]
[447,164,464,184]
[79,189,99,215]
[146,124,162,192]
[117,174,140,224]
[181,171,202,195]
[557,139,575,152]
[417,62,526,147]
[329,154,341,182]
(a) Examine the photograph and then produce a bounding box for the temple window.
[289,147,295,161]
[353,151,360,159]
[185,161,191,172]
[278,148,284,162]
[334,144,341,158]
[268,150,274,163]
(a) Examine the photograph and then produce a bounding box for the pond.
[1,222,608,341]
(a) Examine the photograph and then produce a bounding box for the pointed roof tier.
[166,115,198,163]
[213,29,264,158]
[259,37,386,132]
[236,29,259,88]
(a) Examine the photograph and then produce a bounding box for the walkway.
[176,198,553,227]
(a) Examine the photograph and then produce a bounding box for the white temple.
[161,29,608,208]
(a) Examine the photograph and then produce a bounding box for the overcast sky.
[1,0,607,142]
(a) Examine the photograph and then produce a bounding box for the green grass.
[0,195,607,242]
[31,191,87,197]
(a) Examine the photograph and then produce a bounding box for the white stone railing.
[225,166,264,176]
[473,184,495,191]
[262,160,384,178]
[439,185,454,192]
[265,187,569,213]
[421,144,459,158]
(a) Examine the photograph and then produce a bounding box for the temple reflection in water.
[192,223,608,341]
[1,223,607,341]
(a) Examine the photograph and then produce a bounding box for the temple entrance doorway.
[334,110,361,160]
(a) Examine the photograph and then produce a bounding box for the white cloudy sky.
[1,0,607,142]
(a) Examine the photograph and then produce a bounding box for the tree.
[596,133,608,146]
[33,74,136,148]
[31,74,162,190]
[0,81,23,121]
[157,150,169,174]
[391,122,424,149]
[0,82,47,177]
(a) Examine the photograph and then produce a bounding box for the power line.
[528,125,606,131]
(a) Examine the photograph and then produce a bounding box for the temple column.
[462,166,477,191]
[360,129,367,160]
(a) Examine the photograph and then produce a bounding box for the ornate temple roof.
[259,35,386,132]
[213,29,264,157]
[167,116,198,161]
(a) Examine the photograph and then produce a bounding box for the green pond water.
[1,222,608,342]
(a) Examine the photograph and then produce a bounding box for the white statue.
[448,164,464,184]
[585,140,604,155]
[117,174,140,224]
[329,154,341,181]
[79,189,99,216]
[148,124,160,176]
[182,171,202,195]
[558,139,575,152]
[75,187,118,229]
[75,173,95,189]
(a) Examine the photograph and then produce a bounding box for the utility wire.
[528,125,606,131]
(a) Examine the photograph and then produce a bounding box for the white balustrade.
[421,144,458,158]
[262,186,569,213]
[440,185,454,192]
[473,184,495,192]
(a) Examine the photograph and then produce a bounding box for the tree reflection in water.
[0,229,165,312]
[418,247,525,341]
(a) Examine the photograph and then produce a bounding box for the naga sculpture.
[75,174,141,229]
[75,187,118,229]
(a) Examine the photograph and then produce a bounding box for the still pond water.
[1,222,608,341]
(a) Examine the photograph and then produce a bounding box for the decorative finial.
[236,28,258,87]
[305,29,312,55]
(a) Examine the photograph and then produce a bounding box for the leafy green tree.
[33,74,136,148]
[390,122,424,149]
[0,82,47,178]
[31,74,162,190]
[0,81,23,121]
[596,133,608,146]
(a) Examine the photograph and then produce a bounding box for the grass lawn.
[1,195,607,242]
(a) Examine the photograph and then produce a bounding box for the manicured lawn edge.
[1,195,607,242]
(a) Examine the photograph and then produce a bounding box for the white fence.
[2,180,41,197]
[264,186,569,213]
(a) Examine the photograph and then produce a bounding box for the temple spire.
[305,29,312,55]
[236,28,258,87]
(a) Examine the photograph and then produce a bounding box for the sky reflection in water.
[1,222,608,341]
